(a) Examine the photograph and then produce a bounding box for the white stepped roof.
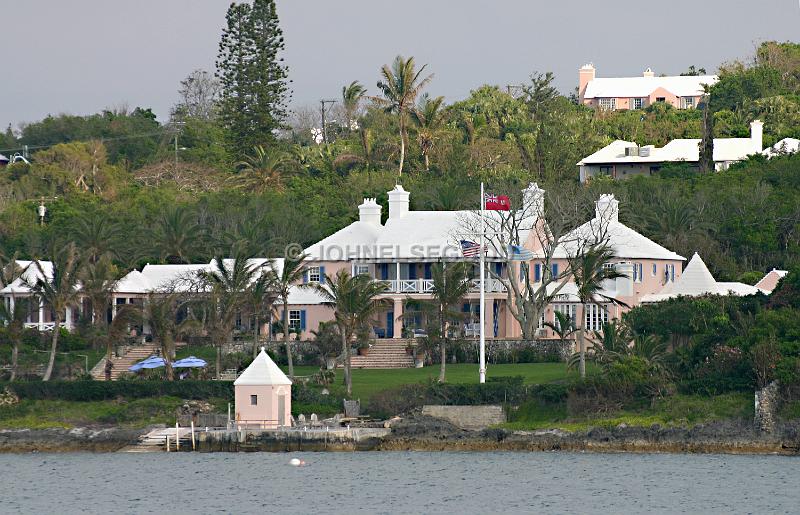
[583,75,718,99]
[0,260,53,294]
[114,259,327,305]
[578,137,759,166]
[642,253,763,302]
[234,348,292,386]
[557,218,685,261]
[304,221,382,261]
[763,138,800,158]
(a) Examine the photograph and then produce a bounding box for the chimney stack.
[358,198,382,225]
[595,194,619,223]
[522,182,545,216]
[643,67,655,78]
[387,184,410,220]
[578,63,596,103]
[750,120,764,153]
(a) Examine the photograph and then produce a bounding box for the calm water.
[1,452,799,514]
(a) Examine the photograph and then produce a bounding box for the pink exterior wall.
[234,383,291,429]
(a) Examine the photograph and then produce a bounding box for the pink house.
[579,64,718,111]
[233,348,292,429]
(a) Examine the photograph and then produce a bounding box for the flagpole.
[479,182,486,384]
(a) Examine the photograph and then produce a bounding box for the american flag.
[461,240,483,258]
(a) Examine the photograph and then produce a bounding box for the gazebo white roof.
[234,348,292,386]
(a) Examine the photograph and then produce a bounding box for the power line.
[0,129,171,154]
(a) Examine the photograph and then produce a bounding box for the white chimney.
[750,120,764,153]
[643,67,655,78]
[358,198,382,225]
[595,194,619,223]
[522,182,545,216]
[387,184,410,220]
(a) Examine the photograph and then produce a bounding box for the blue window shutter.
[409,264,417,279]
[494,262,502,276]
[380,263,388,280]
[319,266,325,284]
[462,303,470,313]
[424,263,432,279]
[552,263,559,279]
[534,264,541,282]
[302,271,308,284]
[300,310,306,331]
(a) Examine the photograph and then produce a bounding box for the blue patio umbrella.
[172,356,207,368]
[128,355,166,372]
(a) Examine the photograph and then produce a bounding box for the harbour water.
[2,451,798,514]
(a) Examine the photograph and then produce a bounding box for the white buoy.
[289,458,301,467]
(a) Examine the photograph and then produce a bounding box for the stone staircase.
[119,427,192,453]
[90,344,160,381]
[348,339,414,369]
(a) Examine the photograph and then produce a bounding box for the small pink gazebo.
[234,348,292,429]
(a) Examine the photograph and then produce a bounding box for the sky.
[1,0,799,130]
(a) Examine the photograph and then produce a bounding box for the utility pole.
[171,121,185,169]
[320,99,337,144]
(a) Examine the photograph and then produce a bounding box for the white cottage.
[233,348,292,429]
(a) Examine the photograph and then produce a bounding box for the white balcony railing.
[24,322,68,331]
[376,278,505,294]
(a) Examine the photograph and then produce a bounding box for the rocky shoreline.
[2,416,799,455]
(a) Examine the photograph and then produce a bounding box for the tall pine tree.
[216,0,290,156]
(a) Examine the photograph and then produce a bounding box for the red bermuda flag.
[484,194,511,211]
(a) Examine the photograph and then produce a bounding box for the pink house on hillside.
[579,64,718,111]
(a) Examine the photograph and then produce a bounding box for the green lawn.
[290,362,573,401]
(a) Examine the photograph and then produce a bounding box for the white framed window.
[289,310,301,331]
[354,264,369,276]
[633,263,643,283]
[664,264,676,283]
[554,304,577,329]
[585,304,609,332]
[631,98,644,110]
[652,263,658,277]
[681,97,695,109]
[307,266,321,283]
[599,98,616,111]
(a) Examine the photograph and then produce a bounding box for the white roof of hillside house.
[115,258,327,305]
[304,186,527,262]
[641,253,763,303]
[755,269,789,293]
[579,137,760,166]
[556,195,685,261]
[583,74,718,99]
[763,138,800,158]
[0,260,54,294]
[234,348,292,386]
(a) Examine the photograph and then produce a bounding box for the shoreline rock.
[1,416,799,455]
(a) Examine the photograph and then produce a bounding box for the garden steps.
[347,340,415,369]
[91,342,186,381]
[119,427,192,452]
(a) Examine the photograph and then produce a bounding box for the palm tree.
[79,256,118,333]
[100,305,140,381]
[154,206,205,264]
[27,243,82,381]
[198,253,264,379]
[313,270,388,395]
[247,270,278,358]
[410,93,446,171]
[0,250,22,288]
[269,256,307,378]
[342,81,366,130]
[141,293,196,381]
[569,320,630,371]
[68,213,123,263]
[0,295,29,381]
[569,245,628,378]
[545,310,577,351]
[372,55,434,176]
[231,146,294,193]
[407,263,472,382]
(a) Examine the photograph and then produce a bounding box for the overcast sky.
[1,0,798,129]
